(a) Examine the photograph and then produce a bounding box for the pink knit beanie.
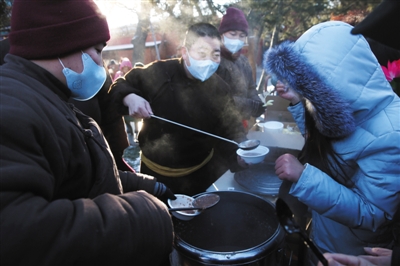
[9,0,110,59]
[219,7,248,35]
[120,58,132,70]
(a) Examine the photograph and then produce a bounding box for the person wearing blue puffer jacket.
[264,21,400,264]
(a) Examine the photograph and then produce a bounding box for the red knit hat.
[9,0,110,59]
[219,7,248,35]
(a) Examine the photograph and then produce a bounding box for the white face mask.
[223,35,245,54]
[59,52,106,101]
[184,48,219,82]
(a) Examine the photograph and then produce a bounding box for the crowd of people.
[0,0,399,265]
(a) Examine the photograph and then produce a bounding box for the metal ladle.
[169,194,220,213]
[151,115,260,150]
[275,198,328,266]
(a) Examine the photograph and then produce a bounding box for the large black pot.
[172,191,285,265]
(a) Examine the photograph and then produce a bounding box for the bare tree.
[131,1,152,64]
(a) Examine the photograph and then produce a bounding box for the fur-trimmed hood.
[264,21,396,138]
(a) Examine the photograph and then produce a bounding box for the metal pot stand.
[234,162,282,197]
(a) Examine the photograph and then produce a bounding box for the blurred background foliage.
[1,0,380,49]
[97,0,379,65]
[0,0,13,28]
[126,0,379,49]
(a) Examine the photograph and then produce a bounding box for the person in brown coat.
[109,23,248,196]
[216,7,265,130]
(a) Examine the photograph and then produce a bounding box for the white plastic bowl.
[263,121,284,133]
[168,194,201,221]
[236,145,270,164]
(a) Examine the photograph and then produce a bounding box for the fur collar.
[264,41,356,138]
[221,46,240,61]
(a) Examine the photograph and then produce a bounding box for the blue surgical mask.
[59,52,106,101]
[184,48,219,82]
[223,35,245,54]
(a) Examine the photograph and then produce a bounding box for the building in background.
[103,24,181,66]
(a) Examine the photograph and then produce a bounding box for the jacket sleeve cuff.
[109,79,137,116]
[119,171,157,194]
[289,163,310,195]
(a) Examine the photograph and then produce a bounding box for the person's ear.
[181,47,190,66]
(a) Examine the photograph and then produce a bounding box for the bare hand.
[317,247,393,266]
[275,81,301,105]
[359,247,392,266]
[275,153,304,182]
[319,253,375,266]
[123,93,153,118]
[318,253,376,266]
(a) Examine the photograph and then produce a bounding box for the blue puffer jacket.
[265,21,400,255]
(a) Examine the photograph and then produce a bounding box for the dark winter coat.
[216,48,265,120]
[0,38,131,171]
[0,54,173,265]
[109,58,247,195]
[69,71,131,171]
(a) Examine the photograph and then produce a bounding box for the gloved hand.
[153,182,176,201]
[251,100,266,117]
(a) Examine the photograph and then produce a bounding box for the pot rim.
[174,226,284,264]
[173,191,285,264]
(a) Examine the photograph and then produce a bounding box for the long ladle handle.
[169,207,203,212]
[150,115,238,146]
[299,231,328,266]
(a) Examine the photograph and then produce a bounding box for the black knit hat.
[9,0,110,59]
[351,0,400,50]
[219,7,248,35]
